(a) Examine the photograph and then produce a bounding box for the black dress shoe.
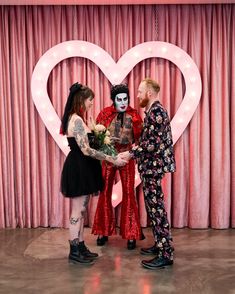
[140,244,159,255]
[96,236,108,246]
[127,240,136,250]
[141,256,173,269]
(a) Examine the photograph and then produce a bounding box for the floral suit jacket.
[130,101,176,177]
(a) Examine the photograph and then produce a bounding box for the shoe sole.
[141,262,173,270]
[68,259,95,265]
[140,251,158,255]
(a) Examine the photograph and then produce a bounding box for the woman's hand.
[112,154,128,167]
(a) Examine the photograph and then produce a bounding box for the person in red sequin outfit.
[92,84,144,250]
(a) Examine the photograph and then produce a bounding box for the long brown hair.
[71,86,94,117]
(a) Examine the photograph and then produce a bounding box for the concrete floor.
[0,227,235,294]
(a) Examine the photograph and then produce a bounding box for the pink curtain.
[0,4,234,229]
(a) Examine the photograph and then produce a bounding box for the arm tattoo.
[73,119,85,137]
[73,117,115,162]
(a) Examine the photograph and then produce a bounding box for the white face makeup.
[114,93,128,112]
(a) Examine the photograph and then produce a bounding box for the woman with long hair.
[60,82,126,265]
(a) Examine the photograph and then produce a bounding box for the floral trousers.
[142,174,174,260]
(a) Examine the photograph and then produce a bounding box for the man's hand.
[110,136,121,144]
[119,151,132,161]
[113,154,128,167]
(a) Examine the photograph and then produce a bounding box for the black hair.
[110,84,130,104]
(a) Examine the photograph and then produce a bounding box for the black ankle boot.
[79,241,99,259]
[68,239,94,264]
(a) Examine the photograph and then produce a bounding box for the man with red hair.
[120,78,176,269]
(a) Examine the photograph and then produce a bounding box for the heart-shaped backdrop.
[31,40,202,206]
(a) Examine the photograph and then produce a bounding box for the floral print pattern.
[131,101,176,175]
[131,101,176,260]
[142,176,174,259]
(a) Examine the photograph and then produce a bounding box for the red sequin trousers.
[92,159,142,240]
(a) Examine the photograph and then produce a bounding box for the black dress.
[60,136,104,197]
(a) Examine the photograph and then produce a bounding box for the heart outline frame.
[31,40,202,206]
[31,40,202,155]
